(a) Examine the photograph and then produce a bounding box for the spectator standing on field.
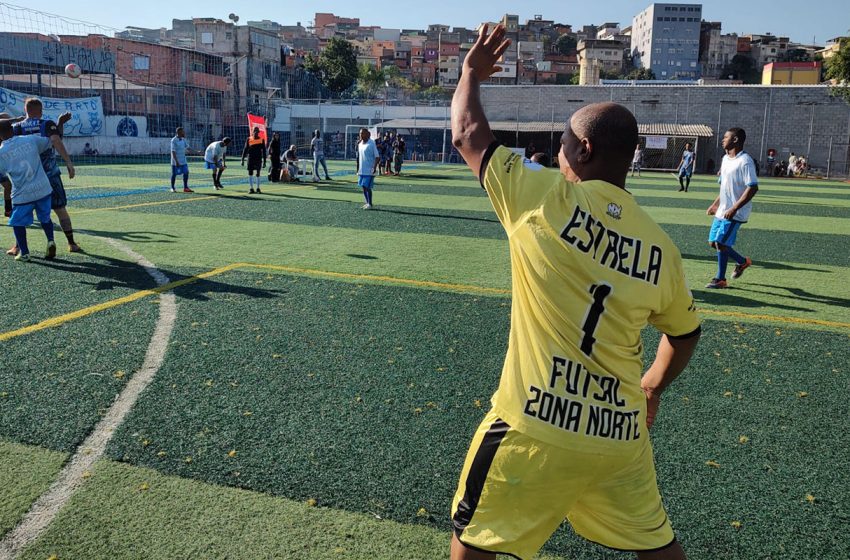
[311,129,332,182]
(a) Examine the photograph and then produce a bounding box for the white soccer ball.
[65,63,81,79]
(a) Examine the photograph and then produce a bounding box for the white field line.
[0,239,176,559]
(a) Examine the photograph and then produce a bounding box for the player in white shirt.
[705,127,757,289]
[170,127,192,193]
[204,137,231,190]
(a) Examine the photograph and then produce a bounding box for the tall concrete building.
[630,3,702,80]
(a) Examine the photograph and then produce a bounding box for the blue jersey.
[13,118,61,177]
[681,150,694,171]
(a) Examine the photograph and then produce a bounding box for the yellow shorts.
[451,409,675,560]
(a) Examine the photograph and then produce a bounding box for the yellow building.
[762,62,822,85]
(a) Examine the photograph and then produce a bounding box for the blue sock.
[13,226,29,254]
[41,221,55,242]
[170,174,177,188]
[366,188,373,205]
[717,251,729,280]
[726,247,746,265]
[183,175,189,189]
[362,187,370,204]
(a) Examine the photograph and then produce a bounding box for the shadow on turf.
[737,285,850,308]
[681,253,829,273]
[373,207,499,224]
[80,229,179,244]
[346,254,378,260]
[693,288,814,312]
[32,253,284,302]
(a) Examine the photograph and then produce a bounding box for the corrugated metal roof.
[377,118,713,137]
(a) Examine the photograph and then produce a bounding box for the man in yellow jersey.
[448,23,702,560]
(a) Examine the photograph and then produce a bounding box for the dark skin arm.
[450,24,511,178]
[641,332,701,429]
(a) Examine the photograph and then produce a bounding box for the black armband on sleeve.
[479,141,500,189]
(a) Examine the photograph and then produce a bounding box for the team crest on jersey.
[606,202,622,220]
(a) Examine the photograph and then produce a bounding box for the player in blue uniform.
[7,98,78,256]
[677,143,695,192]
[170,127,193,193]
[0,119,57,261]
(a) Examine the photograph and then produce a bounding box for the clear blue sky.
[11,1,850,45]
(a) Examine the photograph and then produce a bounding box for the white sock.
[255,176,260,189]
[249,176,254,188]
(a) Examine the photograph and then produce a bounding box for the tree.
[313,37,358,93]
[355,64,385,98]
[720,54,761,84]
[626,67,656,80]
[554,34,577,55]
[826,38,850,103]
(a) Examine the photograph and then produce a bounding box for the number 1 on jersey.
[580,284,612,356]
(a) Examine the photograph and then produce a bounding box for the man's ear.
[577,138,593,163]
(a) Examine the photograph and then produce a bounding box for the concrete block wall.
[481,85,850,175]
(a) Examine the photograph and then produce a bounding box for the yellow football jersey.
[482,145,700,455]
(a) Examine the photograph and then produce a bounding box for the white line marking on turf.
[0,239,177,560]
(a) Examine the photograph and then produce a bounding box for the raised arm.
[450,24,511,178]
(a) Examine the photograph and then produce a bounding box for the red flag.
[247,113,267,142]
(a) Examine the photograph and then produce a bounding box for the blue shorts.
[9,194,52,227]
[205,160,223,170]
[709,218,743,247]
[48,173,67,209]
[172,164,189,176]
[358,175,375,188]
[678,167,693,178]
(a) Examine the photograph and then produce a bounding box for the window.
[116,94,142,104]
[154,95,175,105]
[676,61,682,66]
[655,48,661,53]
[690,61,697,67]
[201,32,214,44]
[669,48,676,54]
[225,32,232,40]
[669,60,675,65]
[661,70,667,76]
[191,62,204,72]
[133,55,150,70]
[679,17,685,21]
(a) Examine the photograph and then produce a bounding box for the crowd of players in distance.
[169,126,406,206]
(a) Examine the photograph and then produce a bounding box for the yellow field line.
[73,196,217,215]
[0,264,241,342]
[3,262,848,342]
[236,263,512,296]
[698,309,850,330]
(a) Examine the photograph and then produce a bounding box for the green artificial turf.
[2,162,848,560]
[99,270,848,559]
[17,458,564,560]
[0,440,68,538]
[0,299,158,452]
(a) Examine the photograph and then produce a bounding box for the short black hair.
[569,102,639,168]
[727,127,746,145]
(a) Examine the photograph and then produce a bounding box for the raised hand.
[463,24,512,82]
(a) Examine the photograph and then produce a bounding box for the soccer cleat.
[256,188,262,194]
[731,257,752,280]
[14,252,29,262]
[362,203,372,210]
[184,187,194,193]
[170,187,176,193]
[678,187,685,192]
[705,278,728,289]
[248,189,255,194]
[45,240,56,260]
[68,243,82,253]
[6,244,19,256]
